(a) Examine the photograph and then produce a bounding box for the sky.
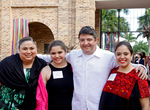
[120,8,147,46]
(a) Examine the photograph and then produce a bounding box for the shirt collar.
[93,45,103,58]
[76,45,103,58]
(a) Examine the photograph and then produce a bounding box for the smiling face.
[50,46,66,65]
[115,45,133,68]
[19,41,37,63]
[79,34,97,55]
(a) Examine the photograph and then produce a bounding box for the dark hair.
[78,26,97,40]
[18,36,36,49]
[115,41,133,55]
[49,40,66,52]
[138,52,143,58]
[141,52,146,58]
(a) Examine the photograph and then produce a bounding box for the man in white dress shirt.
[38,26,147,110]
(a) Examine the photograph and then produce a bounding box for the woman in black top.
[0,37,47,110]
[36,40,73,110]
[135,52,144,65]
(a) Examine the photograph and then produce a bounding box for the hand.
[136,66,148,80]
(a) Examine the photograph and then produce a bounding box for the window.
[44,44,49,54]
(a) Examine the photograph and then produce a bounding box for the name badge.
[108,73,117,81]
[53,71,63,79]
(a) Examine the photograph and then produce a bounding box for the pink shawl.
[35,73,48,110]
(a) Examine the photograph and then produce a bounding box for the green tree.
[133,41,148,55]
[102,9,130,33]
[121,32,137,43]
[137,8,150,37]
[102,9,118,32]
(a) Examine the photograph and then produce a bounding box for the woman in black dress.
[36,40,73,110]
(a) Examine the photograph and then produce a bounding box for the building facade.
[0,0,101,60]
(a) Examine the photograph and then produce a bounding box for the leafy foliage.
[102,9,130,33]
[137,8,150,37]
[133,41,148,55]
[121,32,138,43]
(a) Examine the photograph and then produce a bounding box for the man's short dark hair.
[78,26,97,40]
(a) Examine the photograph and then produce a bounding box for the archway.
[29,22,54,54]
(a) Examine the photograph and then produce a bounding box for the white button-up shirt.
[66,46,118,110]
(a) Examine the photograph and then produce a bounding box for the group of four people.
[0,26,149,110]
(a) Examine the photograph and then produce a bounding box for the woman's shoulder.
[41,65,51,73]
[41,65,51,80]
[141,58,144,61]
[0,54,19,65]
[111,67,119,73]
[67,62,72,66]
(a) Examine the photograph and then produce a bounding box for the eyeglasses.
[83,26,94,30]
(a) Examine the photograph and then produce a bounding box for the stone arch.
[29,22,54,54]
